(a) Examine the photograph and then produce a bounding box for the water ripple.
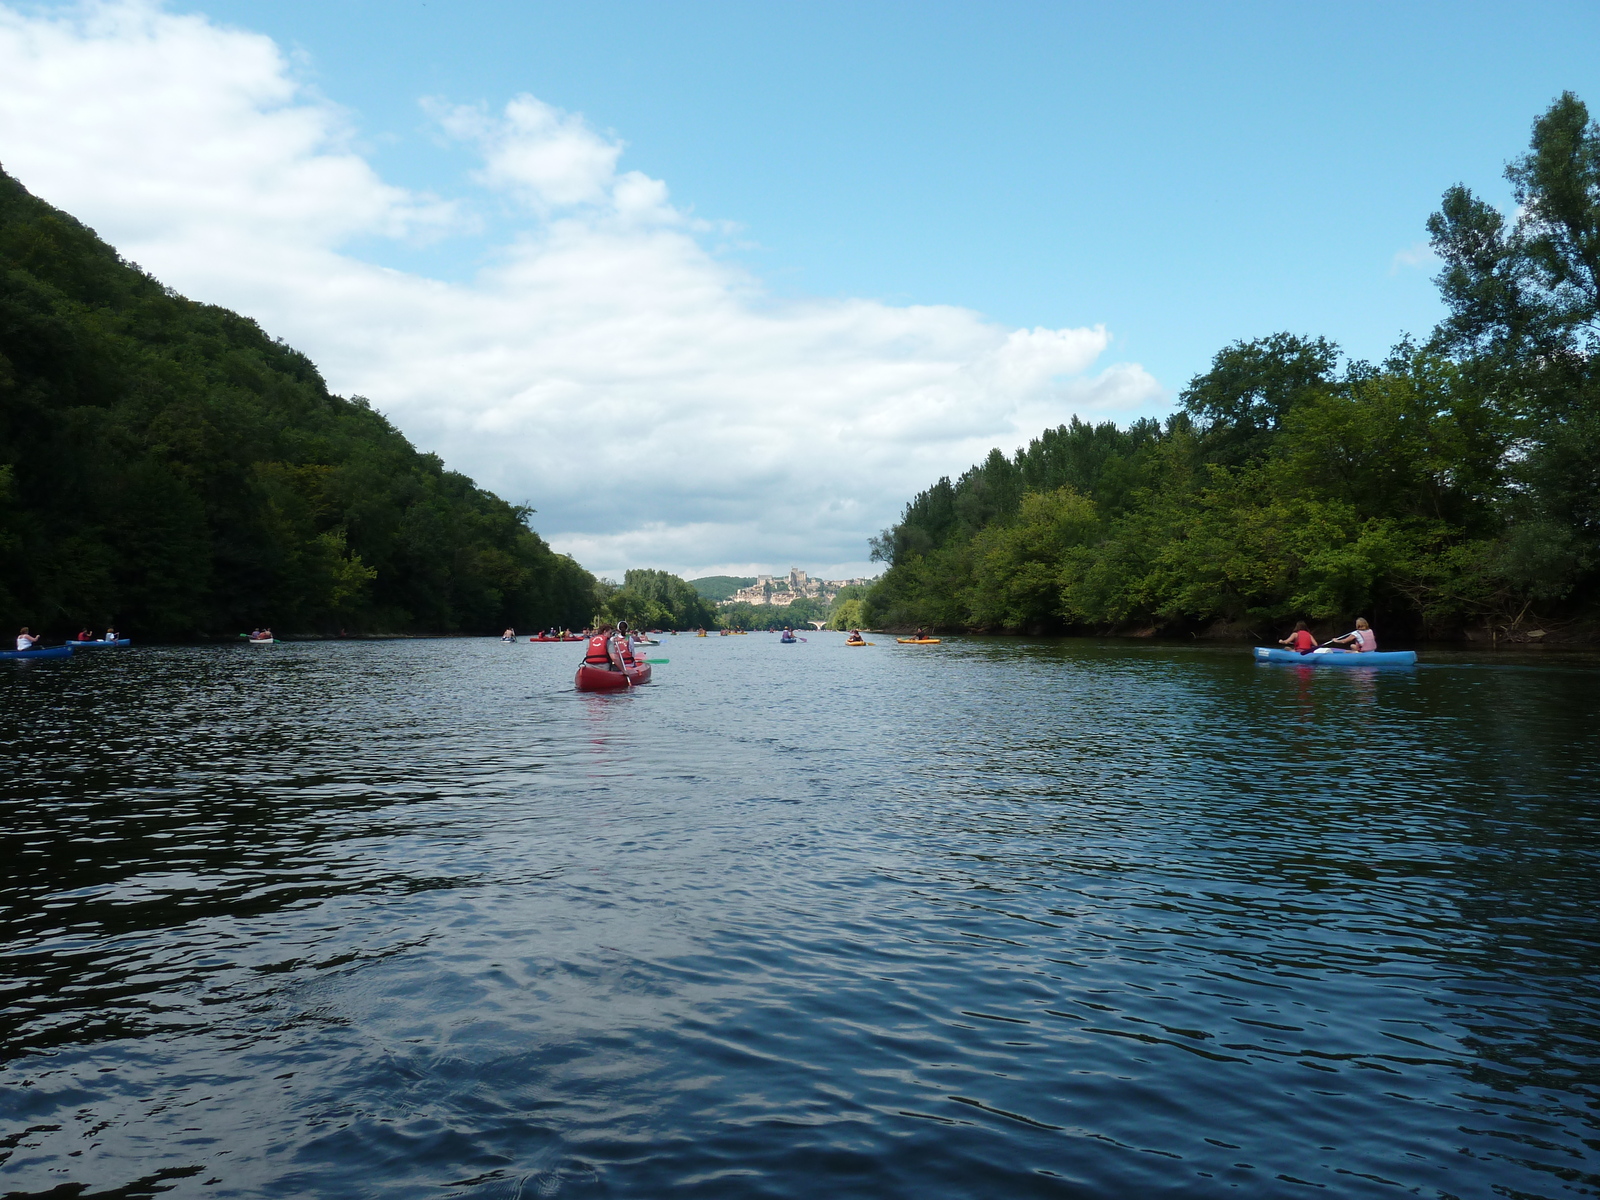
[2,637,1599,1197]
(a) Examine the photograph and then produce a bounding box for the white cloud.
[0,1,1166,579]
[1390,241,1438,275]
[431,94,630,215]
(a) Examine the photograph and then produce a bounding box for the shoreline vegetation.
[0,171,718,641]
[859,93,1600,647]
[7,94,1598,649]
[0,167,603,639]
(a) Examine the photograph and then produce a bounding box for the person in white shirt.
[1329,617,1378,653]
[16,627,40,651]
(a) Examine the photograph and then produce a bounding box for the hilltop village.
[724,568,872,609]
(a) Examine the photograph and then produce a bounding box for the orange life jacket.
[584,635,612,665]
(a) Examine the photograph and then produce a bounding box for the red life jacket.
[584,635,612,665]
[617,636,637,665]
[1292,630,1316,653]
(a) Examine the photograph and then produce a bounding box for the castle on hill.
[723,567,870,608]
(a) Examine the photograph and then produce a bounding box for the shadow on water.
[2,636,1599,1198]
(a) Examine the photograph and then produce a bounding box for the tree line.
[0,167,613,638]
[862,93,1600,642]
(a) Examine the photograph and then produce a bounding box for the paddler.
[1329,617,1377,653]
[584,624,622,672]
[614,621,638,666]
[1278,621,1317,655]
[846,628,866,645]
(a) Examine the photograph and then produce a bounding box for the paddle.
[645,657,669,664]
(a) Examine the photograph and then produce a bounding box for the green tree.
[0,167,598,638]
[1180,333,1340,466]
[1427,91,1600,602]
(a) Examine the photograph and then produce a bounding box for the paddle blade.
[646,657,670,664]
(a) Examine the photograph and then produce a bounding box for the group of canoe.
[5,626,130,660]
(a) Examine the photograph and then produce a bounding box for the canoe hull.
[68,638,130,648]
[896,638,941,644]
[1254,647,1417,665]
[574,661,652,691]
[1,646,72,660]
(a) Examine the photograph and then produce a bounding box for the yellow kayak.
[846,640,872,647]
[896,638,941,644]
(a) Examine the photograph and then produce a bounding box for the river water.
[2,635,1598,1199]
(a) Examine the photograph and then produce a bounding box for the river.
[2,634,1597,1198]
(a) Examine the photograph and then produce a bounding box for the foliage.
[687,575,756,603]
[827,598,866,630]
[0,168,597,638]
[866,95,1600,638]
[862,323,1527,637]
[716,596,828,630]
[595,569,717,630]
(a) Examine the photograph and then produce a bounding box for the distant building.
[722,568,872,607]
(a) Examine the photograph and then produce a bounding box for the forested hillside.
[596,569,719,630]
[864,93,1600,642]
[688,575,756,603]
[0,168,597,637]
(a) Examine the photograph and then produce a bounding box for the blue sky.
[179,0,1599,387]
[4,1,1597,577]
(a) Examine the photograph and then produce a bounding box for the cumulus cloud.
[0,1,1166,579]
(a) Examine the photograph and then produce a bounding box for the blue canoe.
[780,637,798,643]
[66,638,130,649]
[1,645,73,660]
[1254,647,1416,666]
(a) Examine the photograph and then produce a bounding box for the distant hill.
[688,576,757,603]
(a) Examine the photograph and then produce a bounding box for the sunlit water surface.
[2,635,1598,1199]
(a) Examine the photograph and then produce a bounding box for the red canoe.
[529,635,585,642]
[574,661,652,691]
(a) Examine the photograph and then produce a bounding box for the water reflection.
[2,638,1598,1198]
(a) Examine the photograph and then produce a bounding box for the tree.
[0,167,598,637]
[1429,92,1600,359]
[595,569,716,630]
[1427,91,1600,601]
[1180,333,1340,465]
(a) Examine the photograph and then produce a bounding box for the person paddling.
[846,628,866,645]
[1330,618,1377,653]
[584,624,621,672]
[615,621,639,666]
[1278,621,1317,655]
[16,627,40,651]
